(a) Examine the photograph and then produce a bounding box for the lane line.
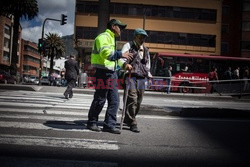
[0,134,119,150]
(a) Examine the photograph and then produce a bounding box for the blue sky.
[20,0,75,43]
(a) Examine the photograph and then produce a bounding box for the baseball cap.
[108,19,127,29]
[134,28,148,37]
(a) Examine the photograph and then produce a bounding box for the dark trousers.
[87,69,119,129]
[64,79,76,98]
[124,77,145,126]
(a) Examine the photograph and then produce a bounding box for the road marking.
[0,121,91,132]
[0,156,118,167]
[0,108,101,116]
[0,134,119,150]
[1,111,250,124]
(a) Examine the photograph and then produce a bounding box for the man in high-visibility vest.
[87,19,133,134]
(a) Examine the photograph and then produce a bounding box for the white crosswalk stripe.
[0,91,118,151]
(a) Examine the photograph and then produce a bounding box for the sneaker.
[103,127,121,134]
[130,125,140,133]
[87,124,101,132]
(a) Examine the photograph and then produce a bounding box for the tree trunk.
[11,15,20,76]
[97,0,110,34]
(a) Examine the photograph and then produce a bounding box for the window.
[221,42,229,54]
[241,41,250,51]
[242,22,250,31]
[222,24,229,33]
[76,1,217,22]
[4,24,11,35]
[222,5,230,16]
[4,37,10,49]
[243,2,250,11]
[75,26,97,39]
[3,51,10,62]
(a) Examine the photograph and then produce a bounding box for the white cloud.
[21,0,75,43]
[22,26,41,43]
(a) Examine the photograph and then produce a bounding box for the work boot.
[87,124,101,132]
[103,127,121,134]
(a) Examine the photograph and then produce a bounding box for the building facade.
[75,0,223,72]
[0,15,22,74]
[241,0,250,58]
[20,39,40,79]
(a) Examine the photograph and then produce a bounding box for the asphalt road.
[0,85,250,167]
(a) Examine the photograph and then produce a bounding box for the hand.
[125,64,132,71]
[122,51,133,61]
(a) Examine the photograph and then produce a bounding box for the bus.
[149,52,250,93]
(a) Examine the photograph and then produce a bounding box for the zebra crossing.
[0,90,119,151]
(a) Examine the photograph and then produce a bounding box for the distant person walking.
[233,67,240,79]
[166,65,172,94]
[243,66,249,91]
[63,54,79,99]
[208,67,218,93]
[223,67,232,80]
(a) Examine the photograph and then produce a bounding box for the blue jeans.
[87,69,119,129]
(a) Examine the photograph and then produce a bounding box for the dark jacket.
[65,58,79,81]
[127,41,150,78]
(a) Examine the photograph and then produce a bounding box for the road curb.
[0,84,43,91]
[1,84,248,101]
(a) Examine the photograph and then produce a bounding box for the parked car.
[40,76,50,85]
[28,76,38,84]
[0,69,17,84]
[33,79,39,85]
[55,78,62,86]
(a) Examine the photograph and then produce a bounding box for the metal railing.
[148,76,250,96]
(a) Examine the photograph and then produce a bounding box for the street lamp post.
[38,14,67,85]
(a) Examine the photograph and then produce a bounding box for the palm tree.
[45,33,65,76]
[0,0,38,76]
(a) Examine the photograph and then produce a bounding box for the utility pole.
[38,14,67,85]
[143,8,147,30]
[97,0,110,34]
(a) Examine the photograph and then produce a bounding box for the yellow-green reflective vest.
[91,29,124,71]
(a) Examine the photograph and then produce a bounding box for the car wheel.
[178,82,193,93]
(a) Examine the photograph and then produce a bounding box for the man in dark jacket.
[63,54,79,99]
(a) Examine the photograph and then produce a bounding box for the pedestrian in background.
[87,19,133,134]
[63,54,79,99]
[243,66,249,91]
[166,65,172,94]
[208,67,218,93]
[121,28,151,133]
[223,67,232,80]
[233,67,240,79]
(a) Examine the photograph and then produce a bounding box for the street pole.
[39,17,64,85]
[143,7,147,30]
